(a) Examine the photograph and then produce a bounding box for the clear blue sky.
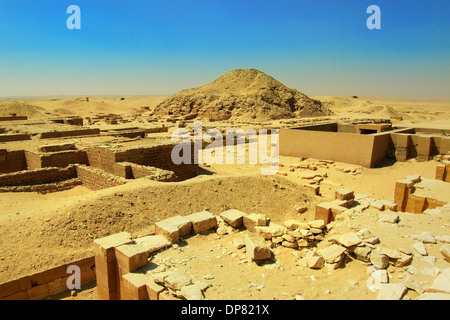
[0,0,449,97]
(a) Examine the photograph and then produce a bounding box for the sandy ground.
[1,95,450,300]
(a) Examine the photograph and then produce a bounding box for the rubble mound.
[154,69,332,121]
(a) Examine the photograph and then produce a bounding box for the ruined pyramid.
[154,69,331,121]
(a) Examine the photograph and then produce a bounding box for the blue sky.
[0,0,449,97]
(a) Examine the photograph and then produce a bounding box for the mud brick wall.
[86,147,116,173]
[25,150,88,169]
[0,116,28,121]
[115,144,198,181]
[114,162,176,181]
[0,133,31,142]
[76,165,127,191]
[143,127,169,134]
[0,178,82,193]
[0,166,77,186]
[40,150,88,168]
[39,128,100,139]
[110,130,146,139]
[0,150,27,174]
[0,257,95,300]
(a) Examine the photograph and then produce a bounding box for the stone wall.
[0,133,31,142]
[75,165,127,191]
[113,162,176,181]
[25,150,88,170]
[0,166,77,186]
[0,257,95,300]
[39,128,100,139]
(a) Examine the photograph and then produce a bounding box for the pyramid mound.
[154,69,332,121]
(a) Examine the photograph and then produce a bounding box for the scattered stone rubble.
[94,192,450,300]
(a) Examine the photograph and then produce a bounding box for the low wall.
[25,150,88,169]
[39,129,100,139]
[76,165,127,191]
[114,162,176,181]
[115,144,198,181]
[0,178,82,193]
[0,133,31,142]
[0,116,28,121]
[0,166,77,186]
[279,129,377,167]
[0,257,95,300]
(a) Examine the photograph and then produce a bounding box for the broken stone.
[393,254,413,268]
[377,283,407,300]
[412,242,428,256]
[244,232,272,261]
[284,220,308,230]
[220,209,245,228]
[412,232,437,244]
[233,237,245,249]
[370,252,390,269]
[179,284,204,300]
[354,246,372,262]
[440,244,450,263]
[403,275,423,294]
[281,241,298,249]
[243,213,267,232]
[338,232,362,248]
[377,213,400,224]
[308,220,325,229]
[356,229,372,240]
[427,268,450,294]
[318,244,346,265]
[186,211,217,234]
[164,272,192,291]
[306,250,324,269]
[255,223,285,240]
[371,200,385,211]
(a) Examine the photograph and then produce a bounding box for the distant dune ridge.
[154,69,332,121]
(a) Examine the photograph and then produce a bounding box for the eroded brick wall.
[0,166,77,186]
[76,165,127,191]
[39,129,100,139]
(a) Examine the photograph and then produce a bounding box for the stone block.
[335,188,354,201]
[121,273,149,300]
[155,220,180,244]
[244,232,272,261]
[243,213,267,232]
[163,216,192,237]
[186,211,217,234]
[220,209,245,228]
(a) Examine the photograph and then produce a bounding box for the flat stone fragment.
[308,219,325,229]
[164,272,192,291]
[412,232,437,244]
[155,220,180,244]
[427,268,450,294]
[318,245,346,264]
[412,242,428,256]
[179,284,205,300]
[255,223,285,240]
[220,209,245,228]
[416,293,450,300]
[370,252,390,269]
[377,213,399,224]
[186,211,218,234]
[338,232,362,248]
[243,213,267,232]
[440,244,450,262]
[377,283,407,300]
[244,232,272,261]
[164,215,192,236]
